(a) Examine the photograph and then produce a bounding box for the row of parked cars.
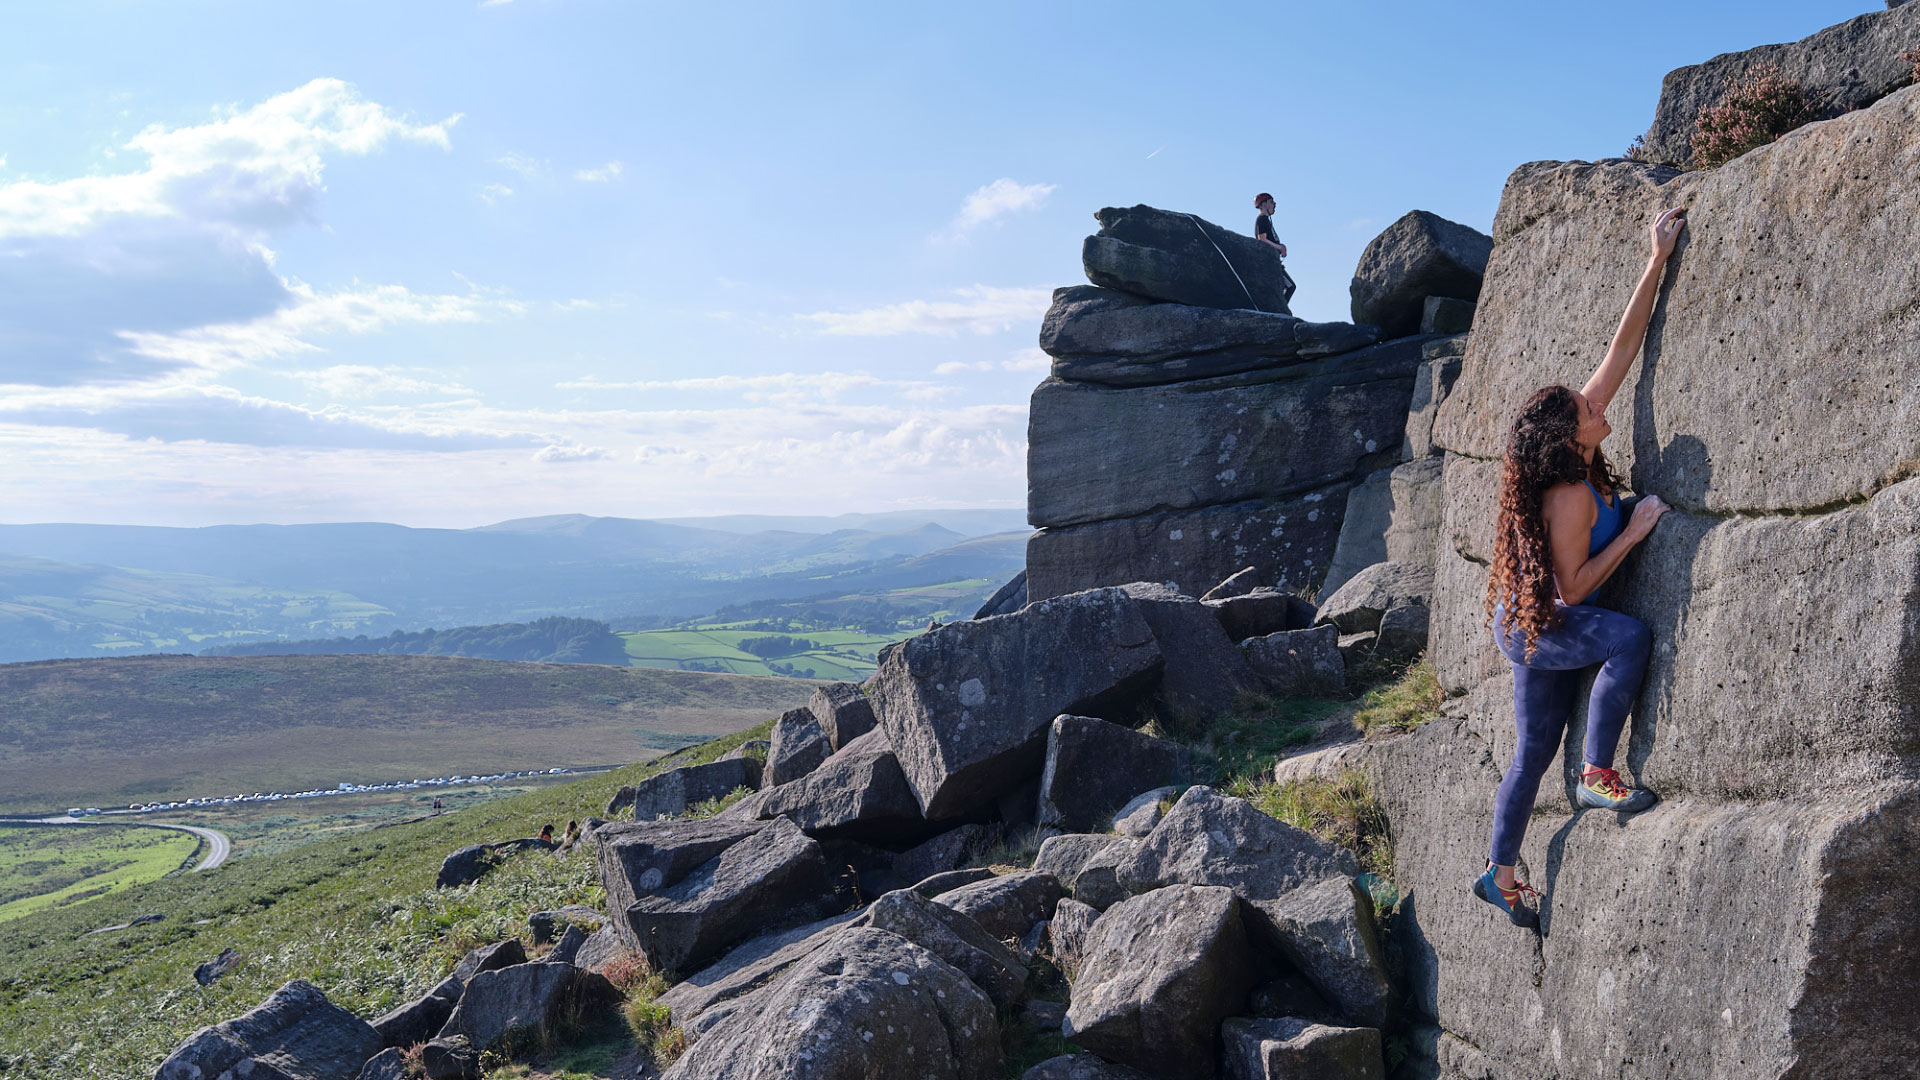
[67,768,572,817]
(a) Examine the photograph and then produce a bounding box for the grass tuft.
[621,973,686,1066]
[1244,769,1393,878]
[1352,659,1441,738]
[1202,691,1347,797]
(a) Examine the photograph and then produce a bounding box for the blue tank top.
[1580,480,1623,603]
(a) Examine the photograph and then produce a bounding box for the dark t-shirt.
[1254,212,1277,245]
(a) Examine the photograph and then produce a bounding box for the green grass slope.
[0,654,811,814]
[0,825,203,923]
[0,727,768,1079]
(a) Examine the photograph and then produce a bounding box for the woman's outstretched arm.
[1581,207,1687,409]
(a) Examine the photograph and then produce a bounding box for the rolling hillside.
[0,654,810,815]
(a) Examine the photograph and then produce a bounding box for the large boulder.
[1635,2,1920,167]
[1319,468,1394,599]
[1111,582,1264,723]
[1382,455,1445,568]
[1036,714,1192,833]
[1241,626,1346,699]
[434,838,552,889]
[1116,786,1358,947]
[607,758,761,820]
[1082,205,1296,313]
[935,870,1064,941]
[371,975,461,1049]
[1400,347,1465,461]
[867,888,1032,1011]
[808,682,877,751]
[1038,285,1378,386]
[1046,897,1102,983]
[156,980,381,1080]
[1204,587,1317,642]
[1262,877,1392,1028]
[600,817,837,973]
[1348,211,1492,338]
[733,739,930,844]
[593,819,765,929]
[1314,560,1433,635]
[1028,489,1350,604]
[1064,885,1259,1080]
[1220,1018,1386,1080]
[1032,833,1139,910]
[656,911,864,1031]
[1027,337,1427,529]
[975,569,1029,619]
[868,587,1164,819]
[765,707,831,787]
[661,927,1001,1080]
[1111,786,1178,838]
[527,904,603,946]
[893,823,994,886]
[438,962,618,1053]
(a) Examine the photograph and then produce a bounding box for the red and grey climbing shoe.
[1472,864,1539,929]
[1577,765,1658,814]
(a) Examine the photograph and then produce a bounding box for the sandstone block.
[1083,205,1295,313]
[1349,211,1492,338]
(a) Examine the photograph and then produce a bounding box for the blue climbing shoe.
[1577,765,1658,814]
[1473,864,1539,929]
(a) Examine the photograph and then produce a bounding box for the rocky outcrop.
[606,758,760,820]
[594,817,837,973]
[1036,714,1191,833]
[1027,338,1426,532]
[975,569,1030,619]
[807,682,876,751]
[1220,1018,1385,1080]
[438,963,617,1054]
[1039,285,1377,385]
[868,586,1163,819]
[1635,2,1920,167]
[1348,211,1492,338]
[1315,561,1432,636]
[655,911,864,1032]
[1382,77,1920,1080]
[935,870,1063,941]
[1033,833,1140,911]
[433,838,552,889]
[156,980,381,1080]
[765,707,831,787]
[1064,884,1258,1080]
[660,927,1001,1080]
[867,888,1031,1011]
[1082,205,1296,314]
[1241,626,1345,699]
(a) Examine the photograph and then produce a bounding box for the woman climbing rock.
[1472,206,1687,929]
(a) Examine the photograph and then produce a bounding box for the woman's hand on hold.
[1650,207,1686,260]
[1627,494,1671,541]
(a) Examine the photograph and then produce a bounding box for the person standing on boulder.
[1473,206,1687,930]
[1252,193,1298,306]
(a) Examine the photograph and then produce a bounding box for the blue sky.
[0,0,1873,527]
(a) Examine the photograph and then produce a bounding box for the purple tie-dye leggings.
[1487,602,1652,866]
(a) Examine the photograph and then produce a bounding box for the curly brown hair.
[1484,385,1623,659]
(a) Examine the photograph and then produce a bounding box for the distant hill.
[0,515,1028,663]
[0,653,811,814]
[204,615,630,664]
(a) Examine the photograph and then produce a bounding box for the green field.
[0,729,769,1079]
[0,654,811,815]
[620,577,997,679]
[0,825,203,924]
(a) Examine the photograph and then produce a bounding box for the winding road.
[22,816,232,871]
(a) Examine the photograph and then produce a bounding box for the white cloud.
[573,161,624,182]
[0,80,461,387]
[115,281,517,373]
[797,285,1051,337]
[290,365,475,399]
[555,371,952,405]
[493,153,541,177]
[947,178,1055,236]
[477,183,514,204]
[0,78,457,240]
[934,348,1051,376]
[533,443,611,463]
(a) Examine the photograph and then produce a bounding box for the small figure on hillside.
[1253,193,1299,306]
[558,819,582,853]
[431,796,442,815]
[537,823,555,845]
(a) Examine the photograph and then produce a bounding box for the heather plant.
[1905,46,1920,86]
[1690,64,1813,167]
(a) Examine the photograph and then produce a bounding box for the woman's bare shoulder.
[1541,482,1597,519]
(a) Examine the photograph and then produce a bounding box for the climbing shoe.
[1472,864,1539,929]
[1577,765,1658,813]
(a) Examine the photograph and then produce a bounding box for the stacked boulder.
[1027,203,1488,605]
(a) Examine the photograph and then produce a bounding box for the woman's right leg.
[1489,664,1572,867]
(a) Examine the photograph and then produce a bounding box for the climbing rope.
[1185,213,1262,312]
